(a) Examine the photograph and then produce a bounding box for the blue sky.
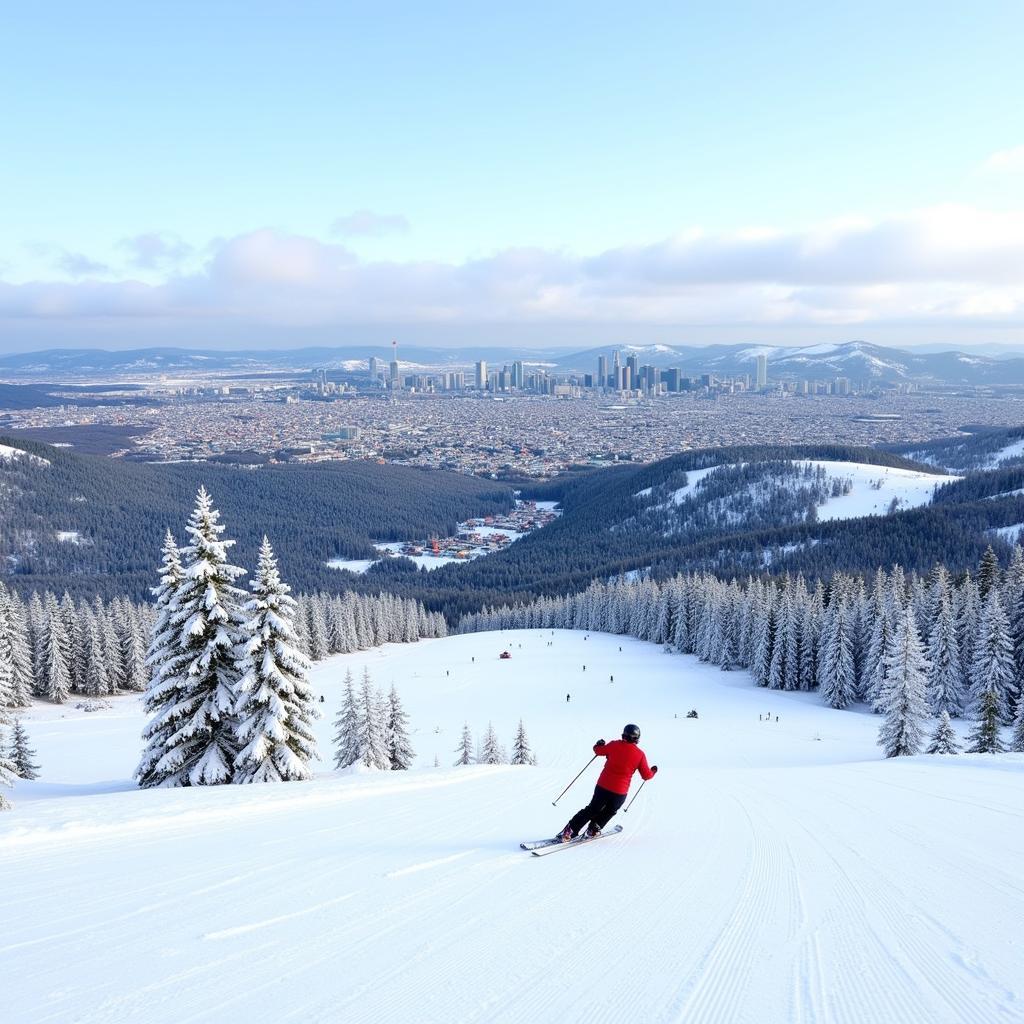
[2,1,1023,351]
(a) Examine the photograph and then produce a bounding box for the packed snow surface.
[4,631,1023,1024]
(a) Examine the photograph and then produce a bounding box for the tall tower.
[598,355,607,389]
[476,360,488,389]
[756,353,767,389]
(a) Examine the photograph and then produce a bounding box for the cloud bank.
[3,206,1024,343]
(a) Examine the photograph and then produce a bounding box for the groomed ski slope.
[4,630,1024,1024]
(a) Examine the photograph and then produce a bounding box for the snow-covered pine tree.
[967,690,1005,753]
[139,488,248,787]
[121,606,148,692]
[0,643,12,718]
[42,611,71,704]
[510,719,535,765]
[1012,699,1024,753]
[479,721,506,765]
[977,545,1001,599]
[926,590,964,717]
[0,724,15,810]
[969,589,1016,724]
[332,669,361,769]
[83,612,111,697]
[7,719,40,779]
[305,598,330,661]
[877,605,930,758]
[233,537,319,784]
[955,576,981,689]
[384,683,414,770]
[0,586,32,708]
[925,711,962,755]
[819,599,856,709]
[136,530,186,788]
[751,602,775,688]
[356,669,389,770]
[454,722,474,766]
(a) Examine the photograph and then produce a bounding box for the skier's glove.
[596,738,606,747]
[651,765,658,774]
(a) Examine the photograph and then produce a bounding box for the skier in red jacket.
[558,724,657,841]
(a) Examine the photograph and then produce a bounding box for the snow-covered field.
[638,460,952,522]
[805,460,952,521]
[4,631,1023,1024]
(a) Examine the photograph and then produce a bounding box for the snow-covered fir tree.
[967,690,1005,754]
[356,670,390,770]
[479,722,506,765]
[877,606,930,758]
[925,711,962,755]
[0,702,16,809]
[233,537,319,784]
[454,723,474,766]
[42,611,71,704]
[818,599,856,709]
[136,531,186,788]
[926,590,965,717]
[384,683,414,770]
[7,719,40,779]
[510,719,535,765]
[137,488,248,788]
[969,590,1017,724]
[0,586,32,709]
[332,669,361,769]
[1012,700,1024,754]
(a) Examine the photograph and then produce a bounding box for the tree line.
[458,545,1024,757]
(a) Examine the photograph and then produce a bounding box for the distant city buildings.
[756,354,768,389]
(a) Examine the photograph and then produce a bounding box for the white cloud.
[329,210,410,238]
[119,232,193,270]
[2,206,1024,332]
[982,145,1024,173]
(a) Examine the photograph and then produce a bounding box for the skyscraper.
[597,355,607,389]
[512,360,524,388]
[475,360,487,389]
[756,354,768,389]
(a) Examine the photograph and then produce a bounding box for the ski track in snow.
[3,630,1024,1024]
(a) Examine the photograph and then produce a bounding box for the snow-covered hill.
[4,631,1023,1023]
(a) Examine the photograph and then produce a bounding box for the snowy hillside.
[4,630,1023,1024]
[632,459,951,543]
[0,442,50,467]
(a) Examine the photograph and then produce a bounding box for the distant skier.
[566,693,571,703]
[557,724,657,841]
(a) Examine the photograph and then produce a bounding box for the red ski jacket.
[594,740,654,795]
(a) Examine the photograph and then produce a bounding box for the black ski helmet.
[622,723,641,743]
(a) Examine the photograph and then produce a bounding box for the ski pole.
[623,779,648,813]
[552,755,597,806]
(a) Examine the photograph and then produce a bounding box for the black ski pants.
[567,784,626,835]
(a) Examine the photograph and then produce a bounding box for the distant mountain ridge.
[2,340,1024,385]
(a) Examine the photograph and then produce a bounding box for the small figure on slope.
[558,723,657,841]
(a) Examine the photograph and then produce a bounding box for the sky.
[2,0,1023,353]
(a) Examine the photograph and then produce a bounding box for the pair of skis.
[520,824,623,857]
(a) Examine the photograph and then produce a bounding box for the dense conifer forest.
[0,436,513,601]
[4,438,1024,622]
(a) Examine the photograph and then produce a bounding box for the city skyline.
[3,2,1024,352]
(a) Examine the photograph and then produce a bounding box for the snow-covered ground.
[4,630,1023,1024]
[638,460,952,522]
[805,460,952,520]
[987,437,1024,467]
[0,442,49,467]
